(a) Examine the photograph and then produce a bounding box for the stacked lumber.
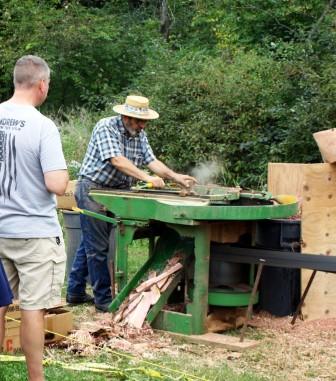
[113,256,183,329]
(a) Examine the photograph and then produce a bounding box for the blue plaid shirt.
[79,115,156,187]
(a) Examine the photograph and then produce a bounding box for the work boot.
[66,293,94,305]
[95,303,111,313]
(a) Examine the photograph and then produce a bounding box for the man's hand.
[147,159,197,189]
[146,176,165,188]
[173,174,197,189]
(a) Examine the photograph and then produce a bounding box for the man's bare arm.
[111,156,165,187]
[147,159,196,188]
[44,170,69,196]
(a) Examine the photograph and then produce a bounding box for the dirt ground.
[64,307,336,381]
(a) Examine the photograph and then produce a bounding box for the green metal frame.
[88,190,299,335]
[90,190,298,225]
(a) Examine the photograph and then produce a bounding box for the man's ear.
[38,79,45,93]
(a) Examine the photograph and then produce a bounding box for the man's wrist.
[141,173,152,182]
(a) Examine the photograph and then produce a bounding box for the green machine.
[87,186,298,335]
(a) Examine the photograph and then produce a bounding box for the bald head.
[13,55,50,89]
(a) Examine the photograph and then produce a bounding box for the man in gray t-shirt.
[0,56,68,381]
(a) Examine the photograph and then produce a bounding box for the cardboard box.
[44,308,73,343]
[4,320,21,352]
[4,306,73,352]
[56,180,77,210]
[6,301,21,320]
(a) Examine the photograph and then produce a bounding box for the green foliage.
[185,0,328,48]
[132,46,294,186]
[55,108,99,179]
[0,1,160,110]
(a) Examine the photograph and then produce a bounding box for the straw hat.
[113,95,159,120]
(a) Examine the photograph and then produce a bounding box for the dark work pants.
[67,179,114,309]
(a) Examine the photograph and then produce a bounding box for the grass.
[128,240,149,278]
[0,350,268,381]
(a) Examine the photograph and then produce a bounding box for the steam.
[191,161,220,185]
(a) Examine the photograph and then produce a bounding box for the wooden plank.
[301,208,336,254]
[301,270,336,320]
[149,285,161,304]
[120,293,144,320]
[126,292,153,328]
[147,274,183,324]
[159,276,175,292]
[301,164,336,209]
[135,263,183,293]
[301,164,336,320]
[161,331,259,351]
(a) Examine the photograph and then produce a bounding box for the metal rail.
[210,244,336,273]
[210,243,336,340]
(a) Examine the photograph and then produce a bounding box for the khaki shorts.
[0,237,66,310]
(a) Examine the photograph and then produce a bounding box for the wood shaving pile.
[60,306,336,380]
[64,314,156,356]
[228,311,336,381]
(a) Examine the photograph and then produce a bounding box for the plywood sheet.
[301,270,336,320]
[301,164,336,320]
[301,163,336,209]
[267,163,336,321]
[301,208,336,254]
[267,163,308,196]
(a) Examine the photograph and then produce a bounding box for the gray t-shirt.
[0,102,67,238]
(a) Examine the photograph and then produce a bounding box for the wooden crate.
[268,163,336,321]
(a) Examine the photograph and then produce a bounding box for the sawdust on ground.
[63,307,336,381]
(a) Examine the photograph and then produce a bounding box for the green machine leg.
[167,223,211,335]
[116,224,136,290]
[115,220,149,290]
[109,227,189,314]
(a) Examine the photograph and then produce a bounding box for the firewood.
[167,255,182,267]
[160,274,175,292]
[125,292,153,328]
[135,263,183,293]
[113,311,123,323]
[157,274,171,290]
[113,291,142,323]
[148,270,157,279]
[122,293,144,318]
[149,285,161,304]
[113,258,183,328]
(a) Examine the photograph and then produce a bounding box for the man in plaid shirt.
[66,95,196,312]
